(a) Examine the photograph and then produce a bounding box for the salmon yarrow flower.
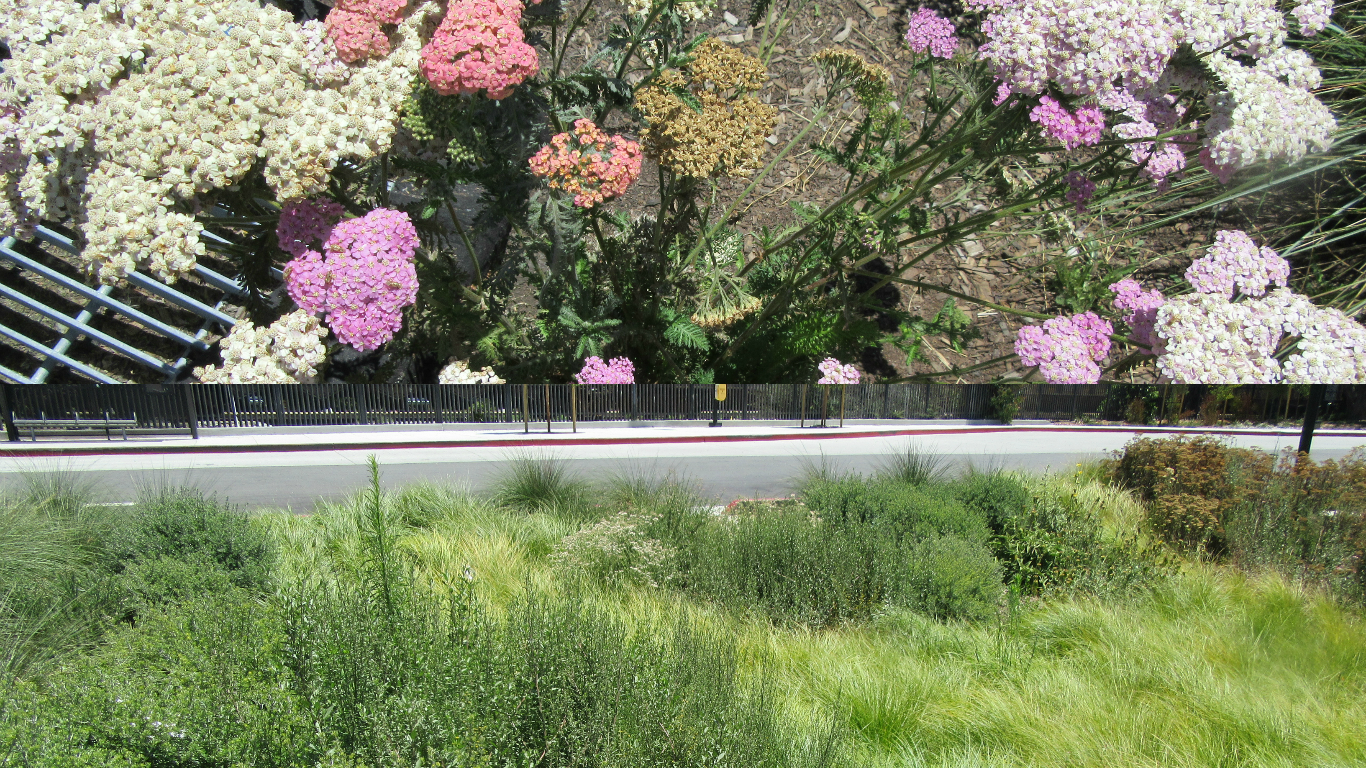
[529,120,643,208]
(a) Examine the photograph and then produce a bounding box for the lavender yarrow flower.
[1184,229,1290,299]
[1029,97,1104,150]
[1064,171,1096,213]
[905,8,960,59]
[1291,0,1333,34]
[817,357,861,384]
[1109,278,1165,352]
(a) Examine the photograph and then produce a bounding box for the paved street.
[2,422,1361,511]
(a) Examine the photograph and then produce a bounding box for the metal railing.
[0,383,1360,441]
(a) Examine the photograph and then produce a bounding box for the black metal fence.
[0,382,1362,440]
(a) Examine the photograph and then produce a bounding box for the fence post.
[432,385,444,423]
[545,383,552,433]
[181,384,199,439]
[272,385,286,427]
[571,385,577,433]
[355,385,368,426]
[1298,383,1326,456]
[1071,387,1080,422]
[631,383,639,422]
[800,384,807,428]
[0,383,17,442]
[523,384,529,433]
[820,385,829,427]
[839,386,845,428]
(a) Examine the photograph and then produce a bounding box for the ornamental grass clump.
[635,39,777,178]
[528,120,643,208]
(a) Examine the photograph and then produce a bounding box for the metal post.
[571,385,577,433]
[631,383,639,422]
[0,383,18,442]
[1298,383,1326,456]
[545,383,551,433]
[821,385,829,428]
[839,385,845,428]
[355,385,368,426]
[800,384,808,428]
[181,384,199,439]
[523,384,529,433]
[432,385,444,423]
[273,385,286,427]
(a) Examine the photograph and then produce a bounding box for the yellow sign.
[715,384,727,402]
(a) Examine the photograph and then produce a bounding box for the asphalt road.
[5,425,1358,511]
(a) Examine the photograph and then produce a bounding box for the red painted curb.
[0,424,1361,459]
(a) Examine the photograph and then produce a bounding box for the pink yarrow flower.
[284,208,420,352]
[575,356,635,384]
[277,198,345,258]
[905,8,960,59]
[1064,171,1095,213]
[420,0,540,99]
[1014,312,1113,384]
[1030,96,1105,150]
[324,0,408,62]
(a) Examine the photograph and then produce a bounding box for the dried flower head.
[814,47,893,108]
[635,40,777,178]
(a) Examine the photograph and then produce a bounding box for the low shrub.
[802,477,990,546]
[900,536,1003,621]
[682,506,900,626]
[101,488,274,592]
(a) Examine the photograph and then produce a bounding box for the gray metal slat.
[0,282,177,375]
[0,323,119,382]
[0,237,208,350]
[121,270,238,326]
[0,364,32,384]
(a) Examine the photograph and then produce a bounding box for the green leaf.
[665,319,710,351]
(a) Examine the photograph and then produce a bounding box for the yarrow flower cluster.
[277,198,346,258]
[285,208,420,352]
[1109,277,1165,351]
[625,0,716,22]
[419,0,539,100]
[529,120,643,208]
[1064,171,1096,213]
[1,0,434,282]
[0,85,32,240]
[1132,230,1366,383]
[817,357,861,384]
[904,8,960,59]
[1184,229,1290,299]
[438,360,506,383]
[634,39,778,178]
[1014,312,1114,384]
[1029,96,1105,150]
[972,0,1337,185]
[194,310,329,384]
[1110,94,1192,190]
[325,0,408,63]
[575,356,636,384]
